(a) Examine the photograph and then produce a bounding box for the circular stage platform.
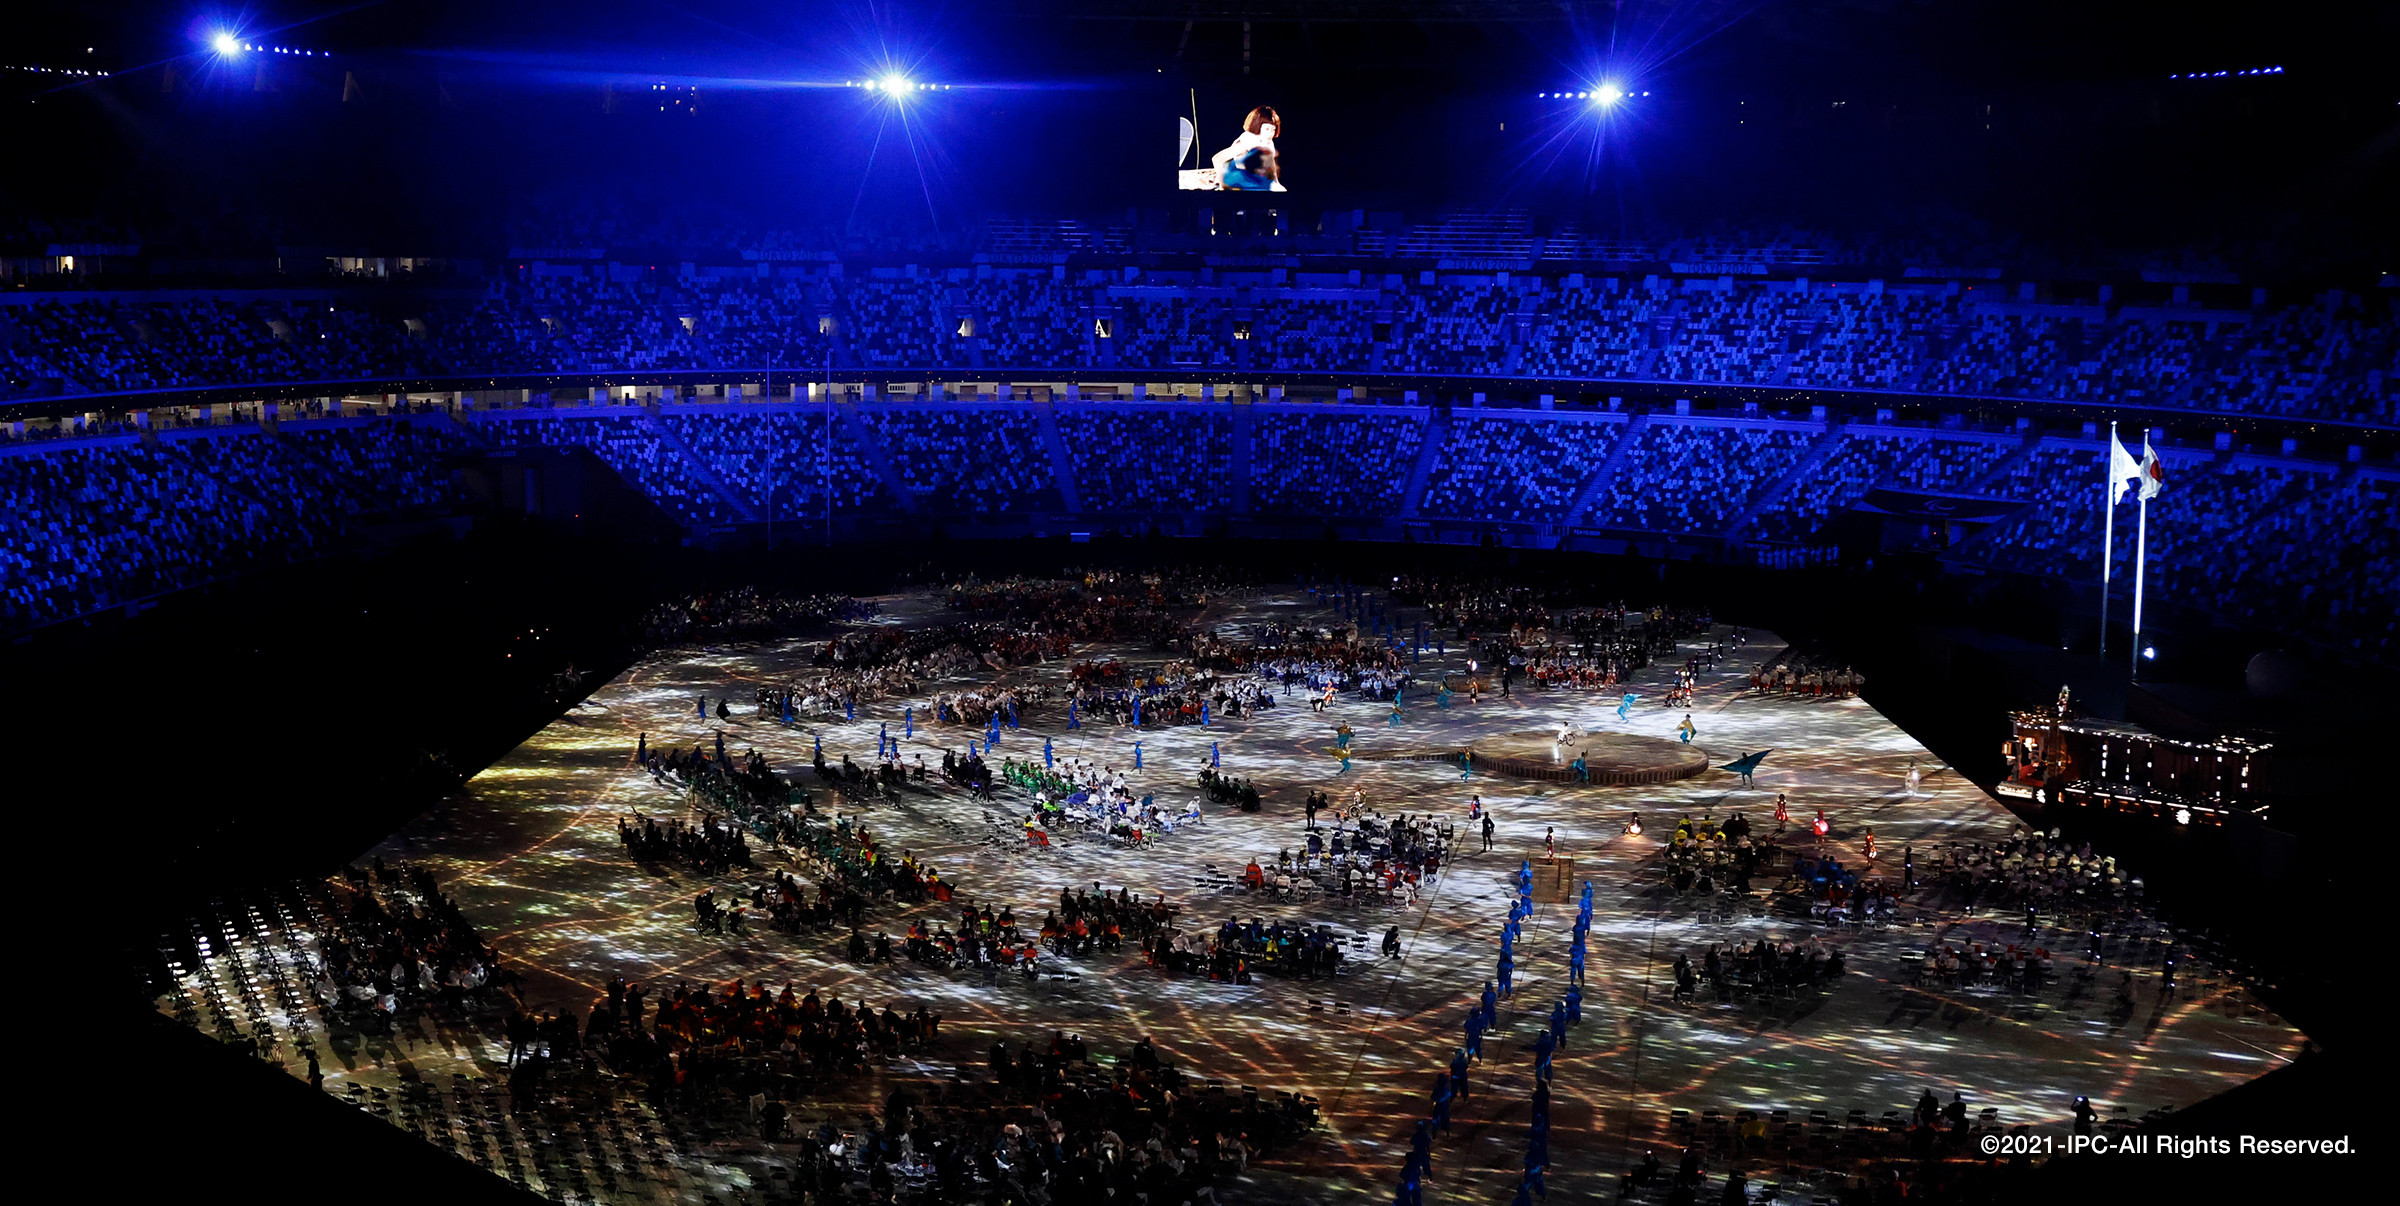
[1362,728,1711,785]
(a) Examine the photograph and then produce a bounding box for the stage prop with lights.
[2000,698,2272,826]
[1357,729,1708,785]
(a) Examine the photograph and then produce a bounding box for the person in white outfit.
[1212,106,1287,191]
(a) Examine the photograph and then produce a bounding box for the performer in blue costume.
[1719,749,1772,787]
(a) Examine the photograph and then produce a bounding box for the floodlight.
[1596,84,1624,105]
[214,33,242,55]
[880,74,912,97]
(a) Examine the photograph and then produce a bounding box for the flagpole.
[2130,492,2148,679]
[2099,422,2116,657]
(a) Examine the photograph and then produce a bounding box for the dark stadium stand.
[6,393,2392,660]
[5,271,2390,424]
[2,254,2391,656]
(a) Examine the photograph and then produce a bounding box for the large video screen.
[1177,101,1288,192]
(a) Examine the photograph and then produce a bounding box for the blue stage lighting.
[1595,83,1624,105]
[213,33,242,55]
[880,73,912,97]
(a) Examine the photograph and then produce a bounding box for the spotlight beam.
[27,2,378,102]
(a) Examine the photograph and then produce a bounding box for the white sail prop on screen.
[1178,117,1195,168]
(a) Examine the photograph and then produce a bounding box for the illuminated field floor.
[156,586,2304,1204]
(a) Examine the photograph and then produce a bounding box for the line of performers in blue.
[1397,866,1593,1205]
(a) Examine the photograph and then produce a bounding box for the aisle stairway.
[839,404,917,515]
[645,411,759,524]
[1397,411,1452,519]
[1033,402,1083,514]
[1724,422,1846,542]
[1562,414,1648,527]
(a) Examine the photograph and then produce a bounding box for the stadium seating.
[1251,411,1424,517]
[3,402,2389,661]
[662,409,888,518]
[1418,417,1614,523]
[7,274,2389,424]
[0,259,2389,657]
[1057,408,1237,513]
[861,407,1060,514]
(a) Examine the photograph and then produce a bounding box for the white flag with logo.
[2108,432,2143,504]
[2138,438,2166,500]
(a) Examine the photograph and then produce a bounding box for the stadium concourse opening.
[10,1,2389,1203]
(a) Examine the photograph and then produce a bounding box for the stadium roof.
[1037,0,1593,21]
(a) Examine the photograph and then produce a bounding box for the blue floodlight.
[880,73,912,97]
[1595,83,1624,105]
[213,33,242,55]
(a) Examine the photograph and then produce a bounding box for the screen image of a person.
[1212,106,1285,191]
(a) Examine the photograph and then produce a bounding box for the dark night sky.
[8,2,2393,262]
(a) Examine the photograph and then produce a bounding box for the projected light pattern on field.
[154,587,2303,1204]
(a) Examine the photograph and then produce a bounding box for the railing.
[7,367,2393,447]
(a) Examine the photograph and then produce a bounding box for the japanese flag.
[2108,431,2143,504]
[2137,439,2167,500]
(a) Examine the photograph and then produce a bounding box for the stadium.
[9,2,2390,1203]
